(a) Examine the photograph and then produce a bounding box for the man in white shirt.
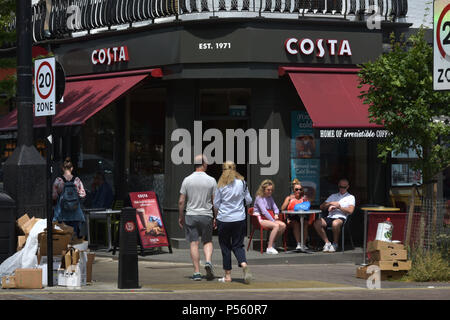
[315,178,355,252]
[178,155,217,281]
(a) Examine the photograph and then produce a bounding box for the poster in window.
[391,164,422,186]
[291,111,320,159]
[291,159,320,204]
[129,191,170,249]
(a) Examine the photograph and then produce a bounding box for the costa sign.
[285,38,352,57]
[91,46,129,65]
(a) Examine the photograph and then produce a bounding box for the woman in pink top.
[253,180,286,254]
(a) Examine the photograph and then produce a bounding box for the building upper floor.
[21,0,409,43]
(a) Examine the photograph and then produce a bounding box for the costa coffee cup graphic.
[302,181,316,202]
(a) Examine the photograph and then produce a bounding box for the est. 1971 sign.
[34,57,56,116]
[434,0,450,91]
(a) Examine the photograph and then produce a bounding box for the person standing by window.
[52,157,86,238]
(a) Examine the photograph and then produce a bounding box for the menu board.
[129,191,170,249]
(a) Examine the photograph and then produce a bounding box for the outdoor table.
[360,206,400,265]
[282,210,322,253]
[85,208,121,251]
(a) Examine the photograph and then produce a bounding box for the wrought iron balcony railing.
[28,0,408,42]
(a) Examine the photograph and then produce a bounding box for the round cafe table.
[360,206,400,265]
[282,210,322,253]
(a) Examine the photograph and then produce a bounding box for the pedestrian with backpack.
[52,157,86,238]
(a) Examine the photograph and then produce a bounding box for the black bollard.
[118,207,139,289]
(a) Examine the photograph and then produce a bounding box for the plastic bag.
[294,201,311,211]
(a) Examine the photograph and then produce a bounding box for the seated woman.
[253,179,286,255]
[281,179,310,250]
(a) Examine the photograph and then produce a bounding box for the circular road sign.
[36,61,55,100]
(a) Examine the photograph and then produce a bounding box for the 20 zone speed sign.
[434,0,450,91]
[35,57,56,116]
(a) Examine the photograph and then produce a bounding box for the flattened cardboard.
[17,214,30,233]
[17,235,27,251]
[356,265,407,280]
[22,217,40,235]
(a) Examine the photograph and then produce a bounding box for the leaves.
[358,28,450,184]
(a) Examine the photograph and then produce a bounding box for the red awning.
[0,68,162,131]
[279,67,381,128]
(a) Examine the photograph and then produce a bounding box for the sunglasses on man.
[294,188,303,191]
[338,185,348,189]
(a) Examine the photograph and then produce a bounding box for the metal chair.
[325,213,354,252]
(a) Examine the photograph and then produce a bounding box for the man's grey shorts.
[185,215,213,244]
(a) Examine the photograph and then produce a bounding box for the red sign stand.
[129,191,172,254]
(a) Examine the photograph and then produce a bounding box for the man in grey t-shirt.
[178,155,217,281]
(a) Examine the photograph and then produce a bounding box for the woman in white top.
[213,161,253,284]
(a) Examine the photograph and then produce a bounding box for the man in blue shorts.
[178,155,217,281]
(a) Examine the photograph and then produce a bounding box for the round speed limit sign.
[34,57,56,116]
[434,0,450,90]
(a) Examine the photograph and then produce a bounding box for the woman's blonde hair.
[291,178,301,189]
[256,179,274,197]
[217,161,244,188]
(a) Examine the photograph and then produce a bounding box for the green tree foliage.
[0,0,16,102]
[358,29,450,191]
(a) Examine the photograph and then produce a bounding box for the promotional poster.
[129,191,170,249]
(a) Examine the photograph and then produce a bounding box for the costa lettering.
[285,38,352,57]
[91,46,129,65]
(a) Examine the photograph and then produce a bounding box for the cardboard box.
[87,253,95,283]
[17,214,30,233]
[367,240,404,252]
[38,233,71,256]
[356,265,407,280]
[17,235,27,251]
[22,217,40,235]
[369,249,408,262]
[372,260,412,271]
[15,269,43,289]
[1,275,16,289]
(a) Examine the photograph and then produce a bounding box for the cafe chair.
[325,213,354,252]
[247,207,287,254]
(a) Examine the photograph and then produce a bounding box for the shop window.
[79,104,115,199]
[319,139,368,205]
[129,87,166,201]
[391,149,422,186]
[200,88,250,117]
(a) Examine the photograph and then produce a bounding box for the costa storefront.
[0,0,411,239]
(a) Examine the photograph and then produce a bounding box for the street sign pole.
[35,56,56,286]
[46,115,53,286]
[433,0,450,91]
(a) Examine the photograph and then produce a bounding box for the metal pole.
[46,116,53,286]
[16,0,33,147]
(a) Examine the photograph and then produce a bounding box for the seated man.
[314,178,355,253]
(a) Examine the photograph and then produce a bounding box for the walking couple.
[178,155,252,284]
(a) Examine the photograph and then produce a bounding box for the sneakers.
[266,247,279,254]
[192,272,202,281]
[296,243,309,251]
[330,243,338,252]
[205,262,215,281]
[243,266,253,284]
[323,242,337,253]
[322,242,332,252]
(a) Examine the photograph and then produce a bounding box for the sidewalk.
[34,243,449,293]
